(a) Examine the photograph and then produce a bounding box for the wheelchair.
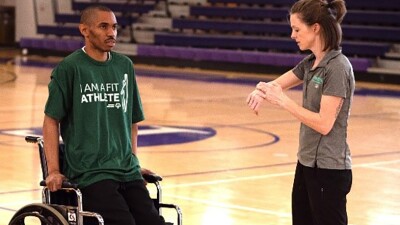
[8,136,182,225]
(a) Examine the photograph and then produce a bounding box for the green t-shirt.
[44,49,145,188]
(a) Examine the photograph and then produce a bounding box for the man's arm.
[43,114,65,191]
[131,123,139,155]
[132,123,156,177]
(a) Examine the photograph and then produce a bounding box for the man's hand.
[140,168,156,185]
[45,171,66,192]
[140,167,155,176]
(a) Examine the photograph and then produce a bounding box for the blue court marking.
[162,150,400,178]
[0,125,217,147]
[0,125,279,152]
[142,125,280,153]
[139,125,216,146]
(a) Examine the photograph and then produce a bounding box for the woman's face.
[290,13,317,51]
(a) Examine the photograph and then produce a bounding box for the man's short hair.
[80,5,113,25]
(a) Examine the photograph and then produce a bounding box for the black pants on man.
[292,162,352,225]
[81,179,164,225]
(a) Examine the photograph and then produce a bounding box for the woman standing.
[247,1,354,225]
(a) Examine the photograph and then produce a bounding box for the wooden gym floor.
[0,48,399,225]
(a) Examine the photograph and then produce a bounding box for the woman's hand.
[246,89,266,115]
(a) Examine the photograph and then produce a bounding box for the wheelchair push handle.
[142,173,163,183]
[25,136,42,144]
[40,180,79,189]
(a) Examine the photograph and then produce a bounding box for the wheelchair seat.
[8,136,182,225]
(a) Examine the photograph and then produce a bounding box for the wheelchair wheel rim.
[8,203,69,225]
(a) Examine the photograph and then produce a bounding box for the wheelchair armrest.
[142,173,163,183]
[38,175,161,188]
[40,180,79,189]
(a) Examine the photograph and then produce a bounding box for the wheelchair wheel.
[8,203,69,225]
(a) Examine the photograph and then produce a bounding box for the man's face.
[83,10,118,53]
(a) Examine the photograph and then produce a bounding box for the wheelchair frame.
[8,136,182,225]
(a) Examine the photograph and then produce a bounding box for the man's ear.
[79,24,88,37]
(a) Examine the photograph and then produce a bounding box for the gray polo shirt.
[292,49,354,170]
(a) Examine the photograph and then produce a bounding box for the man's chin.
[105,42,116,49]
[104,45,115,52]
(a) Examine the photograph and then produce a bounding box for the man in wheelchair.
[40,4,165,225]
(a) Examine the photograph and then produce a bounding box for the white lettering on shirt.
[80,78,126,110]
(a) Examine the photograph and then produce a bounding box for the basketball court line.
[1,159,397,197]
[164,193,292,218]
[161,150,400,178]
[354,159,400,174]
[352,159,400,167]
[0,200,38,208]
[0,206,16,212]
[163,159,400,189]
[361,166,400,173]
[163,171,295,189]
[161,194,356,225]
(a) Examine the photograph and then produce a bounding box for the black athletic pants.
[292,162,352,225]
[80,179,164,225]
